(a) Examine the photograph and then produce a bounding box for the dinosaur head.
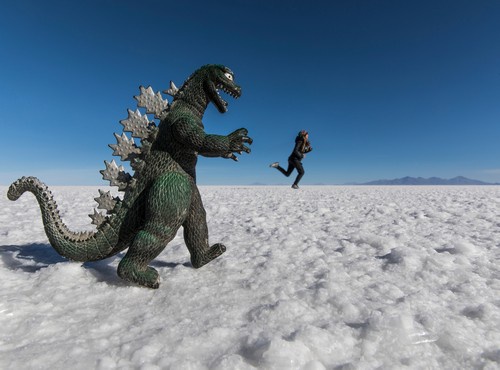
[205,65,241,113]
[177,65,241,114]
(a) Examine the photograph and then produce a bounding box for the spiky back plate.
[89,85,173,226]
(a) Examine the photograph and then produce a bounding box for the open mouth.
[216,83,240,99]
[213,83,241,112]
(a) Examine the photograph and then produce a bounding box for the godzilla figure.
[7,64,252,288]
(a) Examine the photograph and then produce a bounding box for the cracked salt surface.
[1,185,499,369]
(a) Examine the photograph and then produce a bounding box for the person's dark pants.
[276,157,305,185]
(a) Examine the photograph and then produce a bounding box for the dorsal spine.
[89,85,172,226]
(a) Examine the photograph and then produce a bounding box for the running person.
[270,130,312,189]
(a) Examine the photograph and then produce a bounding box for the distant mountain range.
[359,176,499,185]
[248,176,498,186]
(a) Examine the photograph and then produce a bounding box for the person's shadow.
[0,243,191,286]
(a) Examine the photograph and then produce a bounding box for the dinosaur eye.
[224,72,233,81]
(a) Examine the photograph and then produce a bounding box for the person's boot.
[269,162,279,168]
[292,184,299,189]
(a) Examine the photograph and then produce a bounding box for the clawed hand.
[225,128,252,161]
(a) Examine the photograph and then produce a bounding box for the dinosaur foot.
[191,243,226,269]
[117,265,160,289]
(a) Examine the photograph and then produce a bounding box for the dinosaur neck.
[175,80,209,119]
[179,98,208,119]
[152,89,208,152]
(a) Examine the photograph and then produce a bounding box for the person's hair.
[298,130,309,152]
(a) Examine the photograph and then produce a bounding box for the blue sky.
[1,0,499,185]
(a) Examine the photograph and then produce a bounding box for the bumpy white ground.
[0,185,499,369]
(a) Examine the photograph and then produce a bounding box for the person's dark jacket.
[289,135,313,161]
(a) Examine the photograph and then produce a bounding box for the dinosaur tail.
[7,176,126,262]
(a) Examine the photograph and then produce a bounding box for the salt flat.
[1,185,499,369]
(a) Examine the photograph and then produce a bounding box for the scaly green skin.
[7,64,251,288]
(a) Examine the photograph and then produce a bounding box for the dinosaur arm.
[198,152,220,157]
[172,117,252,157]
[171,117,228,154]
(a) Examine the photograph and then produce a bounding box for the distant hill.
[360,176,498,185]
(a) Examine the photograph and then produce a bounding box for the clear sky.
[1,0,499,185]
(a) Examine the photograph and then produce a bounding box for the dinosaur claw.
[225,153,238,161]
[242,136,253,145]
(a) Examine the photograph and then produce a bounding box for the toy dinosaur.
[7,64,252,288]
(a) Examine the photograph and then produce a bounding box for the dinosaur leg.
[117,173,191,288]
[183,186,226,268]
